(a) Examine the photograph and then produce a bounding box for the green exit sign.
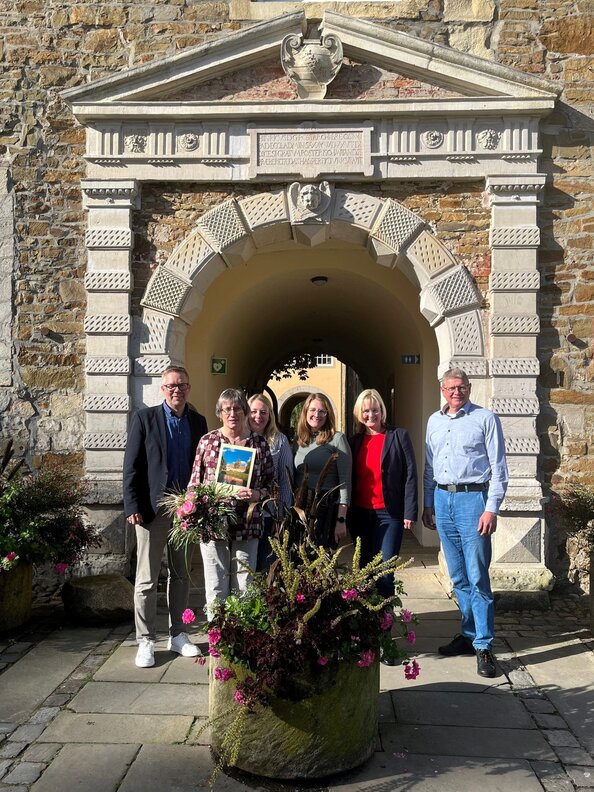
[211,357,227,375]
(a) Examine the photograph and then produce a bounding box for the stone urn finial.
[281,33,343,100]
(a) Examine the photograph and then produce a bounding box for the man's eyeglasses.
[308,409,327,417]
[442,385,469,394]
[163,383,189,393]
[221,406,244,415]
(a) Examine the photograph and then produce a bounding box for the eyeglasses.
[221,406,244,415]
[163,383,189,393]
[308,409,327,417]
[442,385,469,394]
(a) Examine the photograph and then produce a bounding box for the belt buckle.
[447,484,457,493]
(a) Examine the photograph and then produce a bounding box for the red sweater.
[353,433,385,509]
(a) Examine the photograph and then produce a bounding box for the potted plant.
[0,441,101,630]
[553,482,594,633]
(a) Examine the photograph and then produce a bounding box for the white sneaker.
[135,638,155,668]
[168,632,200,657]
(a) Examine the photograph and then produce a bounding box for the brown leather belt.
[437,483,488,493]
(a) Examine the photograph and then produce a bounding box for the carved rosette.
[281,33,343,99]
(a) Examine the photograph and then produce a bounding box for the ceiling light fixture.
[310,276,328,286]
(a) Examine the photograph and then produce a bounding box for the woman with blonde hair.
[293,392,351,548]
[348,388,418,600]
[248,392,293,570]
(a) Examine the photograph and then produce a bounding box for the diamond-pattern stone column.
[486,174,553,599]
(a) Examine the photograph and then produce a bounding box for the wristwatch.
[336,516,346,524]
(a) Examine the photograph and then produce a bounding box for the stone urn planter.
[0,562,33,632]
[209,656,379,780]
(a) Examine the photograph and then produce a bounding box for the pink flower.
[401,609,413,623]
[55,562,69,574]
[179,520,189,532]
[234,689,246,705]
[176,508,184,519]
[295,593,305,603]
[6,552,17,562]
[182,608,195,625]
[380,611,394,631]
[181,499,196,515]
[351,634,360,642]
[214,666,235,682]
[196,656,206,666]
[208,647,220,658]
[341,589,357,601]
[406,630,417,646]
[208,628,221,645]
[317,656,329,666]
[404,659,420,680]
[357,649,375,668]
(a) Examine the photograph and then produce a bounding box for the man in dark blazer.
[123,365,207,668]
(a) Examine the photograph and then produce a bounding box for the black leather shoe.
[476,649,497,678]
[438,634,475,657]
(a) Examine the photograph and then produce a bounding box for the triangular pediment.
[62,11,559,107]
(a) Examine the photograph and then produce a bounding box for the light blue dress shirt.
[423,401,509,514]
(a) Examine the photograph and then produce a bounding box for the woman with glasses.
[293,392,351,548]
[189,388,274,615]
[348,389,418,606]
[247,393,293,570]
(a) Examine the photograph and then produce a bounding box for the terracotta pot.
[209,656,379,779]
[0,562,33,632]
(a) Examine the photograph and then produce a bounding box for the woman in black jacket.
[348,389,418,598]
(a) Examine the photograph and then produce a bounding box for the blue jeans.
[348,506,404,597]
[434,487,493,650]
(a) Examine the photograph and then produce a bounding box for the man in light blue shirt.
[422,367,508,678]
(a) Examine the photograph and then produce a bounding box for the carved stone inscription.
[250,126,372,178]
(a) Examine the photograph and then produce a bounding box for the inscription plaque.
[249,125,373,178]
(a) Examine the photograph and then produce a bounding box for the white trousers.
[200,538,258,618]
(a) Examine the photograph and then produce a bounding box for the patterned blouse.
[189,429,275,541]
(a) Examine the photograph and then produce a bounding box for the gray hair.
[440,367,470,386]
[215,388,249,418]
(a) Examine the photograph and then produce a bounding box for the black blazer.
[123,404,208,524]
[349,427,418,521]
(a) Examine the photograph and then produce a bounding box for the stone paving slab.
[403,598,461,618]
[507,635,594,753]
[394,574,448,599]
[37,713,194,745]
[380,652,508,692]
[30,744,139,792]
[330,753,545,791]
[379,723,556,760]
[69,681,209,715]
[0,628,110,724]
[392,689,535,728]
[117,744,261,791]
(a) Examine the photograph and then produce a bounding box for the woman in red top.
[347,389,418,599]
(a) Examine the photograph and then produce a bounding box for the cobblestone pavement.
[0,578,593,791]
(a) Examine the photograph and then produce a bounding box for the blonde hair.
[352,389,387,434]
[296,392,336,447]
[248,393,279,445]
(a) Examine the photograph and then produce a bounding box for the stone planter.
[0,562,33,632]
[209,657,379,779]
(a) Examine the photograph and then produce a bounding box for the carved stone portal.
[281,33,343,99]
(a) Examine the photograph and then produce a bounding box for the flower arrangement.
[0,441,101,574]
[204,531,419,711]
[160,483,238,548]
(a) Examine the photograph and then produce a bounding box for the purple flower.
[208,628,221,645]
[295,593,305,603]
[406,630,417,646]
[55,562,69,574]
[401,609,413,623]
[182,609,195,625]
[341,589,358,601]
[404,659,420,680]
[234,689,246,705]
[357,649,375,668]
[208,647,220,658]
[317,656,329,666]
[214,666,235,682]
[380,611,394,631]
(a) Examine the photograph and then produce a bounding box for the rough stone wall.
[0,1,592,583]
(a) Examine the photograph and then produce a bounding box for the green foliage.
[0,441,100,572]
[269,353,318,382]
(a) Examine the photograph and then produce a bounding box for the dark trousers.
[348,506,404,597]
